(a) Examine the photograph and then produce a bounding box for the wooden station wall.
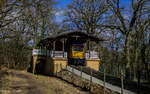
[44,58,67,75]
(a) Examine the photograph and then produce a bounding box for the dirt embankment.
[56,70,119,94]
[0,69,89,94]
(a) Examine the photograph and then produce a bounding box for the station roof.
[37,31,104,46]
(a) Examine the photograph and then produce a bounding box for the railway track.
[66,65,137,94]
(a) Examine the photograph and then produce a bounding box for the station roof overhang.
[37,31,104,47]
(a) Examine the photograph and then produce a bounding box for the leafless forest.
[0,0,150,93]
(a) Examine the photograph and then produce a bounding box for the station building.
[32,31,103,75]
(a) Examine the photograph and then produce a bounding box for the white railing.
[86,51,99,59]
[32,49,51,56]
[51,51,67,58]
[33,49,99,59]
[32,49,67,58]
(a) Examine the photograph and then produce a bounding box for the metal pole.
[72,67,74,84]
[61,64,63,78]
[80,66,83,87]
[56,64,58,76]
[137,68,141,94]
[121,70,124,94]
[90,69,93,92]
[32,55,37,74]
[104,63,106,94]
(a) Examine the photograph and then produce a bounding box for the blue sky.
[55,0,72,8]
[55,0,72,22]
[55,0,131,8]
[55,0,130,7]
[55,0,130,22]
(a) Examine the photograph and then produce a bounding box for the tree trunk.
[133,49,138,81]
[33,24,38,48]
[124,34,131,79]
[125,34,130,68]
[133,37,139,81]
[41,18,46,40]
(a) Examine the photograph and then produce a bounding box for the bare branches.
[64,0,107,34]
[0,0,56,68]
[99,24,124,34]
[129,0,145,32]
[0,0,28,28]
[106,0,127,33]
[105,0,150,70]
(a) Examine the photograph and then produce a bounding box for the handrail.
[32,49,99,59]
[86,51,99,59]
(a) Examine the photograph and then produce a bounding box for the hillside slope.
[0,69,89,94]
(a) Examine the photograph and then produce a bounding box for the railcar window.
[73,47,83,52]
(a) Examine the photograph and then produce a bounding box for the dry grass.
[0,68,12,94]
[0,68,119,94]
[0,69,89,94]
[57,70,119,94]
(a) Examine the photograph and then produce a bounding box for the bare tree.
[64,0,107,35]
[103,0,150,79]
[0,0,56,69]
[21,0,56,48]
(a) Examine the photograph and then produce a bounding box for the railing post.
[121,70,124,94]
[90,69,93,92]
[137,67,141,94]
[104,63,106,94]
[72,67,74,84]
[32,55,37,74]
[61,64,63,78]
[80,66,83,87]
[56,64,58,76]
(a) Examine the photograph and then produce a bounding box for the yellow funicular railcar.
[68,44,86,66]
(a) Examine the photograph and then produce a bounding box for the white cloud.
[55,10,66,22]
[55,10,64,16]
[124,14,130,20]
